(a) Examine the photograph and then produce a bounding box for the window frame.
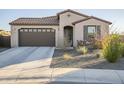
[84,25,101,41]
[87,25,97,39]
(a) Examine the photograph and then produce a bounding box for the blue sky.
[0,9,124,33]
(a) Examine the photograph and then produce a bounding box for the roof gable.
[57,9,89,17]
[72,16,112,25]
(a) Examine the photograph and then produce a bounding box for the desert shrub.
[96,53,100,58]
[120,35,124,42]
[120,43,124,57]
[76,46,88,54]
[94,40,103,49]
[102,34,121,63]
[63,53,73,60]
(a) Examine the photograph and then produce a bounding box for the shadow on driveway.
[0,47,53,69]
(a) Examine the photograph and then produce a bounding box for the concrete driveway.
[0,47,54,83]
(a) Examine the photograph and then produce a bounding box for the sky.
[0,9,124,33]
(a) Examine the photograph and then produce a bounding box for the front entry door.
[64,26,73,47]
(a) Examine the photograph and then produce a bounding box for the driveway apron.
[16,47,54,70]
[0,47,38,69]
[0,47,55,83]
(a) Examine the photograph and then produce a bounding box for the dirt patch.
[50,49,124,70]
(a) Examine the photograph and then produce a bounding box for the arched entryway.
[64,26,73,47]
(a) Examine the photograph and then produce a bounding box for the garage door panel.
[19,28,55,46]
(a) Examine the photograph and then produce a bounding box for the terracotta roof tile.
[9,16,59,25]
[9,10,112,26]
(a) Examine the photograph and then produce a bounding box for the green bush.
[102,34,121,63]
[76,46,88,54]
[120,43,124,57]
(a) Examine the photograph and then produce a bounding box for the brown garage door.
[19,28,55,46]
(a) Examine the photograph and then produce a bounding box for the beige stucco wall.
[74,18,110,47]
[58,12,87,48]
[11,26,19,47]
[11,25,59,47]
[11,12,110,48]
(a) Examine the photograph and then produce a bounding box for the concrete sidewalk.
[50,68,124,84]
[2,68,123,84]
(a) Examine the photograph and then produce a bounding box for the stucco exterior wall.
[10,11,111,48]
[74,18,110,47]
[11,26,19,47]
[58,12,87,48]
[11,25,59,47]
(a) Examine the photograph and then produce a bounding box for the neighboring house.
[9,9,112,48]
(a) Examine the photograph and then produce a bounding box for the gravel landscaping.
[50,49,124,70]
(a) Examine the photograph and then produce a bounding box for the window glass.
[33,29,37,32]
[24,29,28,32]
[51,29,55,32]
[29,29,32,32]
[47,29,50,32]
[38,29,41,32]
[20,29,23,32]
[42,29,46,32]
[87,26,96,41]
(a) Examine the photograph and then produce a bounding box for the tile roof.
[9,16,59,25]
[72,16,112,25]
[9,9,112,25]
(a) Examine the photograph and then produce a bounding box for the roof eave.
[9,23,59,26]
[91,16,112,24]
[72,17,112,25]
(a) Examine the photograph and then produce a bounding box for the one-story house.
[9,9,112,48]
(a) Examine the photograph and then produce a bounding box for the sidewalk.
[0,67,124,84]
[50,68,124,84]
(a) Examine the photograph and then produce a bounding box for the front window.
[84,25,101,42]
[87,26,96,41]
